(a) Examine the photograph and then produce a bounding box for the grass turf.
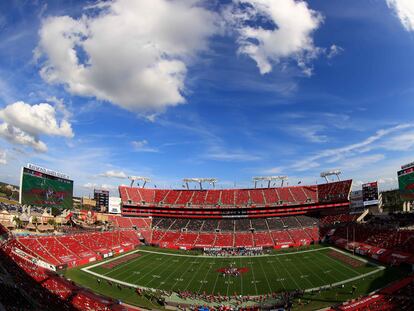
[65,246,408,310]
[86,246,380,296]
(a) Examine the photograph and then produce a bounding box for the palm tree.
[32,216,38,230]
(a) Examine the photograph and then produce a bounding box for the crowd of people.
[174,290,303,311]
[203,248,265,257]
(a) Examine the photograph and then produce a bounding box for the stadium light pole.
[128,176,151,188]
[320,170,342,183]
[252,176,288,188]
[182,178,218,190]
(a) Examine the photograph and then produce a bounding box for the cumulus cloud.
[227,0,323,75]
[0,101,73,138]
[387,0,414,31]
[36,0,219,114]
[0,101,73,152]
[100,170,128,179]
[0,123,47,152]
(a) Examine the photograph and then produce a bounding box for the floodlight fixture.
[182,178,217,190]
[252,176,288,188]
[320,170,342,183]
[128,176,151,188]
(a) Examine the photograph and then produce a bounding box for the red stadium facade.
[119,180,353,218]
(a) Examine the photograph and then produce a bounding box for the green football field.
[82,246,382,296]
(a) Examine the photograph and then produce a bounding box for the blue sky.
[1,0,414,196]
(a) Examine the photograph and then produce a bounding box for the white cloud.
[0,101,73,152]
[327,44,343,59]
[207,151,261,161]
[387,0,414,31]
[340,154,385,171]
[291,123,413,171]
[83,182,97,189]
[380,131,414,151]
[131,140,158,152]
[101,184,118,191]
[0,123,47,152]
[0,101,73,138]
[100,170,128,179]
[83,182,117,191]
[228,0,323,75]
[36,0,219,114]
[291,125,328,143]
[0,149,6,164]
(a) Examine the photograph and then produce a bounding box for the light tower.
[252,176,288,188]
[320,170,342,183]
[182,178,217,190]
[128,176,151,188]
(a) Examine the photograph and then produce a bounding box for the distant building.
[108,197,121,214]
[379,189,407,213]
[94,189,109,212]
[350,190,364,212]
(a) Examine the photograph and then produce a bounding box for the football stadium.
[1,164,414,311]
[1,1,414,311]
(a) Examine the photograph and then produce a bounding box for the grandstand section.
[119,180,352,218]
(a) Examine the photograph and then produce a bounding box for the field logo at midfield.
[217,266,249,276]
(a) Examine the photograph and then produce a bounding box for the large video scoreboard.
[398,162,414,201]
[19,164,73,209]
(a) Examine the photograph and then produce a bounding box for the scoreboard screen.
[398,167,414,201]
[362,181,378,206]
[20,166,73,209]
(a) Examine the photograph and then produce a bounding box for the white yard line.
[184,259,208,291]
[257,257,273,293]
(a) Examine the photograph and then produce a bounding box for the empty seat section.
[187,219,204,232]
[176,232,198,247]
[215,233,233,247]
[127,188,141,203]
[249,189,265,204]
[289,229,311,244]
[164,190,180,204]
[253,232,274,247]
[235,233,254,247]
[194,233,215,247]
[281,217,300,228]
[235,189,250,205]
[201,219,219,232]
[263,188,279,205]
[266,218,284,230]
[18,237,60,265]
[277,187,294,203]
[191,190,207,205]
[250,218,268,231]
[176,190,194,205]
[138,188,155,203]
[271,230,293,245]
[235,219,251,231]
[170,219,189,230]
[290,187,307,203]
[303,186,317,201]
[219,219,234,232]
[153,189,169,203]
[205,190,221,205]
[221,190,235,205]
